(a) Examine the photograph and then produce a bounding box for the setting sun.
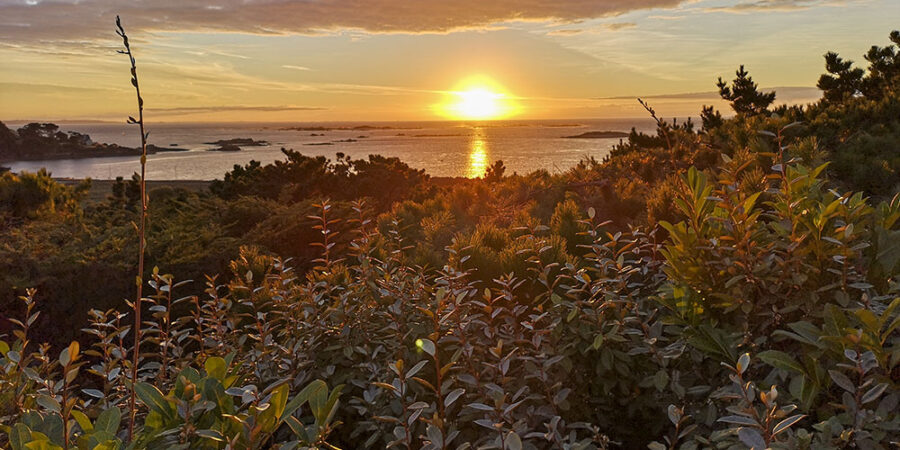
[455,89,503,120]
[436,76,519,120]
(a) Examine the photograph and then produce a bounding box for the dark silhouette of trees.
[716,65,775,116]
[817,52,865,102]
[861,30,900,99]
[484,160,506,182]
[819,30,899,103]
[700,105,724,131]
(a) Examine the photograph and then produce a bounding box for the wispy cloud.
[146,105,327,116]
[546,29,584,36]
[604,22,637,31]
[0,0,687,45]
[647,14,686,20]
[282,65,313,71]
[704,0,849,13]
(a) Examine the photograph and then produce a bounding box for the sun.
[455,89,503,120]
[436,76,519,120]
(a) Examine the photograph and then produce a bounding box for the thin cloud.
[282,65,313,71]
[705,0,848,13]
[546,29,584,36]
[146,105,327,116]
[647,14,686,20]
[0,0,687,44]
[604,22,637,30]
[0,81,121,94]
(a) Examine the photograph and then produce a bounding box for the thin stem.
[117,15,148,442]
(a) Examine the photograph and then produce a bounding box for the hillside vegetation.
[1,31,899,450]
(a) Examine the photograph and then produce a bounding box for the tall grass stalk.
[115,15,148,441]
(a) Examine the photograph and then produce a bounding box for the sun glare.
[437,76,519,120]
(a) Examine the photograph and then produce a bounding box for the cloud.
[604,22,637,30]
[146,105,326,116]
[0,0,687,44]
[282,65,313,71]
[705,0,848,13]
[546,29,584,36]
[0,81,121,94]
[546,21,635,36]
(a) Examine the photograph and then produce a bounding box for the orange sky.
[0,0,897,122]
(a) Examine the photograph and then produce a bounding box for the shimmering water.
[6,119,655,180]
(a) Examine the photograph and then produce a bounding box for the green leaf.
[283,380,327,421]
[416,339,436,357]
[135,383,172,419]
[322,384,344,424]
[736,353,751,375]
[269,383,290,419]
[861,383,888,404]
[505,431,522,450]
[828,370,855,393]
[667,405,682,426]
[70,410,93,433]
[11,423,32,450]
[204,356,226,380]
[195,429,225,442]
[406,360,428,378]
[94,407,121,435]
[592,334,604,350]
[36,395,61,414]
[717,415,757,426]
[445,388,465,407]
[772,414,805,436]
[737,427,766,449]
[758,350,805,373]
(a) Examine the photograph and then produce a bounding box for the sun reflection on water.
[467,131,489,178]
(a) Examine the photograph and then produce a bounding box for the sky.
[0,0,897,122]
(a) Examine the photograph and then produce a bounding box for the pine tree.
[817,52,864,102]
[860,30,900,100]
[716,65,776,116]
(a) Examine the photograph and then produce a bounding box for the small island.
[564,130,630,139]
[281,125,421,132]
[207,143,243,152]
[203,138,269,147]
[0,122,187,162]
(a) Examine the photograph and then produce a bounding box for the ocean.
[5,118,657,180]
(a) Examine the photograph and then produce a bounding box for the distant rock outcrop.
[204,138,269,147]
[0,121,185,162]
[208,144,242,152]
[564,131,629,139]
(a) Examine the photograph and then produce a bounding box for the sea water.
[5,118,656,180]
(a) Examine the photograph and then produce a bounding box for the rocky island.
[563,130,630,139]
[203,138,269,147]
[0,122,187,162]
[207,143,243,152]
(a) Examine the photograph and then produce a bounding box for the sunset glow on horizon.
[437,76,520,121]
[0,1,897,122]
